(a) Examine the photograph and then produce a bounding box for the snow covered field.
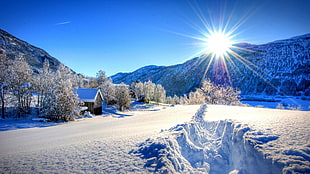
[241,95,310,111]
[0,104,309,173]
[0,105,199,173]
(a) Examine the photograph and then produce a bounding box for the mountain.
[0,29,62,73]
[111,33,310,96]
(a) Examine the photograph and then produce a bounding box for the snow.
[0,105,200,173]
[131,105,310,173]
[241,95,310,111]
[75,88,101,102]
[0,104,309,173]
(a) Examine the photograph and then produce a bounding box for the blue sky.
[1,0,309,77]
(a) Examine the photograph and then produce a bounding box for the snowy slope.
[0,29,63,73]
[132,105,310,173]
[0,105,309,173]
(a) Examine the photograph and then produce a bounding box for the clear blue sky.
[1,0,309,77]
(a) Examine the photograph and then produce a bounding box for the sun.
[205,31,233,58]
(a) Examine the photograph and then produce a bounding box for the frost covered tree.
[0,50,10,118]
[32,60,56,115]
[143,81,155,102]
[85,77,98,89]
[166,95,180,105]
[43,64,80,121]
[96,70,108,86]
[115,83,131,111]
[154,84,166,103]
[100,78,116,105]
[96,70,116,105]
[200,79,217,104]
[188,90,205,105]
[6,55,33,117]
[199,79,240,105]
[179,94,189,105]
[166,96,174,104]
[130,81,144,99]
[130,81,167,103]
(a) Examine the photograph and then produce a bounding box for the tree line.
[0,53,81,121]
[0,51,241,121]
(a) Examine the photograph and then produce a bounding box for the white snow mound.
[131,104,310,173]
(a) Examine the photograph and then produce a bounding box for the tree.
[115,83,130,111]
[130,81,167,103]
[0,50,9,118]
[6,55,33,117]
[32,60,54,115]
[200,79,217,104]
[100,78,116,105]
[199,79,240,105]
[188,90,205,104]
[179,94,189,105]
[43,64,80,121]
[154,84,166,103]
[96,70,108,87]
[95,70,117,105]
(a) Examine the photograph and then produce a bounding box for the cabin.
[75,89,103,115]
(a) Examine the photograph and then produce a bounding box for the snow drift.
[131,104,310,173]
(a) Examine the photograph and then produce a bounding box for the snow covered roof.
[75,89,103,103]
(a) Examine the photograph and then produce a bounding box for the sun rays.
[172,1,278,90]
[204,31,233,58]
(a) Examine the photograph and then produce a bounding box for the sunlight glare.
[205,31,232,58]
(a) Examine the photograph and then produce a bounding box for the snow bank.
[131,104,310,173]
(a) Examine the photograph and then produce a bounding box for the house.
[75,89,103,115]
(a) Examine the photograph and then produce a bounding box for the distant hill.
[111,33,310,96]
[0,29,63,73]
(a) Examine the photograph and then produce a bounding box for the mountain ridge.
[111,33,310,96]
[0,29,63,73]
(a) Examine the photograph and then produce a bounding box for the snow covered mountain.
[0,29,62,73]
[111,33,310,96]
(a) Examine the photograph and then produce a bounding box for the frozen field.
[0,104,309,173]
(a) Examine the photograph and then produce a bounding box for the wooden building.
[75,89,103,115]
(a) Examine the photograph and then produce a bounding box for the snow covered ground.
[0,104,309,173]
[132,105,310,173]
[241,95,310,111]
[0,105,199,173]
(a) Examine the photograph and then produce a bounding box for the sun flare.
[205,31,232,58]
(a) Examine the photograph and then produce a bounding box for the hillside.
[111,34,310,96]
[0,29,62,73]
